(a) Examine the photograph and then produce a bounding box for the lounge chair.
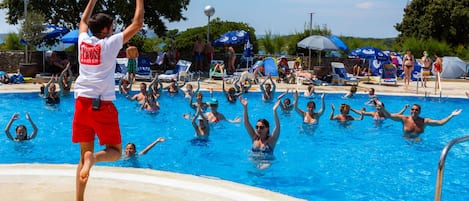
[379,64,397,86]
[115,58,128,84]
[330,62,359,86]
[209,60,226,80]
[135,56,154,81]
[158,60,192,82]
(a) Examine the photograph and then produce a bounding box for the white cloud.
[355,2,374,9]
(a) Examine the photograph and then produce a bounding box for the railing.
[434,135,469,201]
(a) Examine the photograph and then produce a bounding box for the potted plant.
[19,11,45,77]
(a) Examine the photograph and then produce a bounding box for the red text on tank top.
[80,42,101,65]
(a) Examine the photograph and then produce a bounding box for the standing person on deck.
[126,43,139,83]
[71,0,144,201]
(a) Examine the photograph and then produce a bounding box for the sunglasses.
[411,108,419,111]
[255,125,265,130]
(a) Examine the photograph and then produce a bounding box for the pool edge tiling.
[0,164,305,201]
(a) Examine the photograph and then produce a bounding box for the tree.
[20,11,45,63]
[1,0,189,37]
[395,0,469,46]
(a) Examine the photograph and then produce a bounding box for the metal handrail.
[434,135,469,201]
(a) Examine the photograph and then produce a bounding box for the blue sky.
[1,0,409,38]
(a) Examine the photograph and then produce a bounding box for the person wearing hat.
[205,98,241,123]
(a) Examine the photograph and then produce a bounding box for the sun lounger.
[331,62,359,86]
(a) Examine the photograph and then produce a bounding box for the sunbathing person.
[4,112,38,141]
[213,61,225,73]
[293,90,325,124]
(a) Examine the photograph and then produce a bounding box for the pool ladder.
[434,135,469,201]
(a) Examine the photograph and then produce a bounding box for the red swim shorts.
[72,97,121,145]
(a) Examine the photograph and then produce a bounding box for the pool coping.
[0,164,305,201]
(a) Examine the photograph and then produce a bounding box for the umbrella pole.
[308,49,311,70]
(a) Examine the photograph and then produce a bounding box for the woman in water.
[240,96,280,154]
[4,112,38,141]
[293,90,325,124]
[124,137,165,160]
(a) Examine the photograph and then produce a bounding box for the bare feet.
[466,91,469,98]
[80,151,94,182]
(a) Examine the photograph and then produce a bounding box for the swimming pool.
[1,91,468,201]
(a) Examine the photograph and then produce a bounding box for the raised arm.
[26,112,38,140]
[329,104,335,120]
[270,75,276,94]
[270,100,281,146]
[138,137,165,156]
[44,76,55,98]
[395,104,409,115]
[293,90,305,117]
[240,96,256,141]
[122,0,144,44]
[58,63,71,96]
[79,0,97,33]
[317,92,326,116]
[381,103,405,122]
[4,112,19,141]
[425,109,462,126]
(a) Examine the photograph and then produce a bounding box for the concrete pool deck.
[0,77,468,200]
[0,164,305,201]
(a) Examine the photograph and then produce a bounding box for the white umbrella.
[297,35,339,67]
[297,35,339,51]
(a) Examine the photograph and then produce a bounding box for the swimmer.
[124,137,165,159]
[277,89,293,112]
[382,103,462,139]
[293,90,325,124]
[4,112,38,141]
[240,96,280,155]
[192,106,209,139]
[330,103,363,122]
[260,74,276,101]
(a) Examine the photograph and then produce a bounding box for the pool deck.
[0,77,468,201]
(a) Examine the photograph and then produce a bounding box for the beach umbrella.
[349,46,388,61]
[20,24,69,44]
[326,35,348,51]
[242,34,254,68]
[297,35,339,67]
[213,30,249,47]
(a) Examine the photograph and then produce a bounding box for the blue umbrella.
[21,25,69,44]
[326,35,348,51]
[213,30,249,47]
[349,46,389,61]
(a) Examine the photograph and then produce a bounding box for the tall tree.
[0,0,189,36]
[395,0,469,46]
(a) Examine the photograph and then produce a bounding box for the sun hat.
[206,98,218,106]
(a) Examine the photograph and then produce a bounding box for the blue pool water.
[1,91,468,201]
